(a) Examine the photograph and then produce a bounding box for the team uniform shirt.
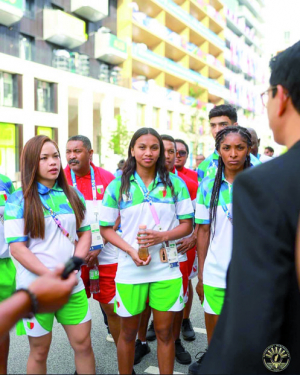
[100,173,194,284]
[0,174,15,258]
[197,149,261,183]
[4,182,90,294]
[176,166,198,185]
[64,163,116,265]
[195,174,233,289]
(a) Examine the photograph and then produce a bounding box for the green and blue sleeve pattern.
[195,176,213,225]
[73,188,90,232]
[171,175,194,220]
[99,178,121,227]
[4,189,28,243]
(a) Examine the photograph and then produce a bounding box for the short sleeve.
[4,190,28,243]
[173,176,194,220]
[74,188,90,232]
[195,179,210,225]
[99,179,120,226]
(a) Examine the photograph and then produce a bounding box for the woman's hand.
[196,279,204,304]
[127,248,151,267]
[136,229,164,247]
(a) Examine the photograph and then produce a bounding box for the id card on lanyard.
[71,167,104,251]
[134,172,179,268]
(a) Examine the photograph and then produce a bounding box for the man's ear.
[258,139,261,147]
[277,85,289,117]
[233,122,238,126]
[89,149,94,161]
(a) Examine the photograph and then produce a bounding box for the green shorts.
[0,257,16,302]
[115,277,184,317]
[202,284,226,315]
[16,289,91,337]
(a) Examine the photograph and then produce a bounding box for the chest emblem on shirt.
[97,185,103,195]
[159,187,167,198]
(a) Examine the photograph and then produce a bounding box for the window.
[137,104,145,126]
[19,34,35,61]
[0,123,22,181]
[152,107,160,129]
[35,79,57,113]
[0,72,21,108]
[25,0,35,18]
[167,111,173,130]
[35,126,58,142]
[179,113,185,132]
[284,31,290,44]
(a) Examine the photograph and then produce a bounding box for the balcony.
[70,0,109,22]
[95,33,128,64]
[43,9,88,49]
[0,0,23,26]
[132,43,225,96]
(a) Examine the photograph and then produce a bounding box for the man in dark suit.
[190,41,300,374]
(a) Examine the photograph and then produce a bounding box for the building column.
[78,89,93,142]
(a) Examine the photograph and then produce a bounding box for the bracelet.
[13,288,39,318]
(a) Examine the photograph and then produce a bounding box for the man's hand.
[28,265,78,313]
[85,249,101,267]
[177,236,197,254]
[196,279,204,304]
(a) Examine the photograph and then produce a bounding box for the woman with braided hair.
[193,126,251,357]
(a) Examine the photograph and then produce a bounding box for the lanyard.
[134,172,163,231]
[218,183,233,225]
[71,166,97,202]
[43,201,75,244]
[174,168,178,176]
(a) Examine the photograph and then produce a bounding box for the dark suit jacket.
[200,140,300,374]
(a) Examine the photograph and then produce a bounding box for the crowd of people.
[0,41,300,375]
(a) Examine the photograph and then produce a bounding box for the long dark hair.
[120,128,174,199]
[21,135,86,239]
[209,126,252,238]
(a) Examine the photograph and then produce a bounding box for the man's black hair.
[269,41,300,114]
[265,146,274,153]
[209,104,238,123]
[161,134,175,144]
[174,139,189,155]
[67,135,92,151]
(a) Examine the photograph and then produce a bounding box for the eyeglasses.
[261,86,277,107]
[176,150,187,157]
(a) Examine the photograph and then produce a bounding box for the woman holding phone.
[4,135,95,374]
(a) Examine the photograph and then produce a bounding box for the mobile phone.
[61,256,84,279]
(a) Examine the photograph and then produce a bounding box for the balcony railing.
[0,0,23,27]
[70,0,109,22]
[43,9,88,49]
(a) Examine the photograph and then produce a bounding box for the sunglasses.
[176,150,187,157]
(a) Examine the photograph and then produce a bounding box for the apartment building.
[0,0,227,181]
[222,0,265,124]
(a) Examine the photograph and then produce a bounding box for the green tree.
[108,115,132,157]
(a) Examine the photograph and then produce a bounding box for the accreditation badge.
[90,222,104,251]
[166,241,179,268]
